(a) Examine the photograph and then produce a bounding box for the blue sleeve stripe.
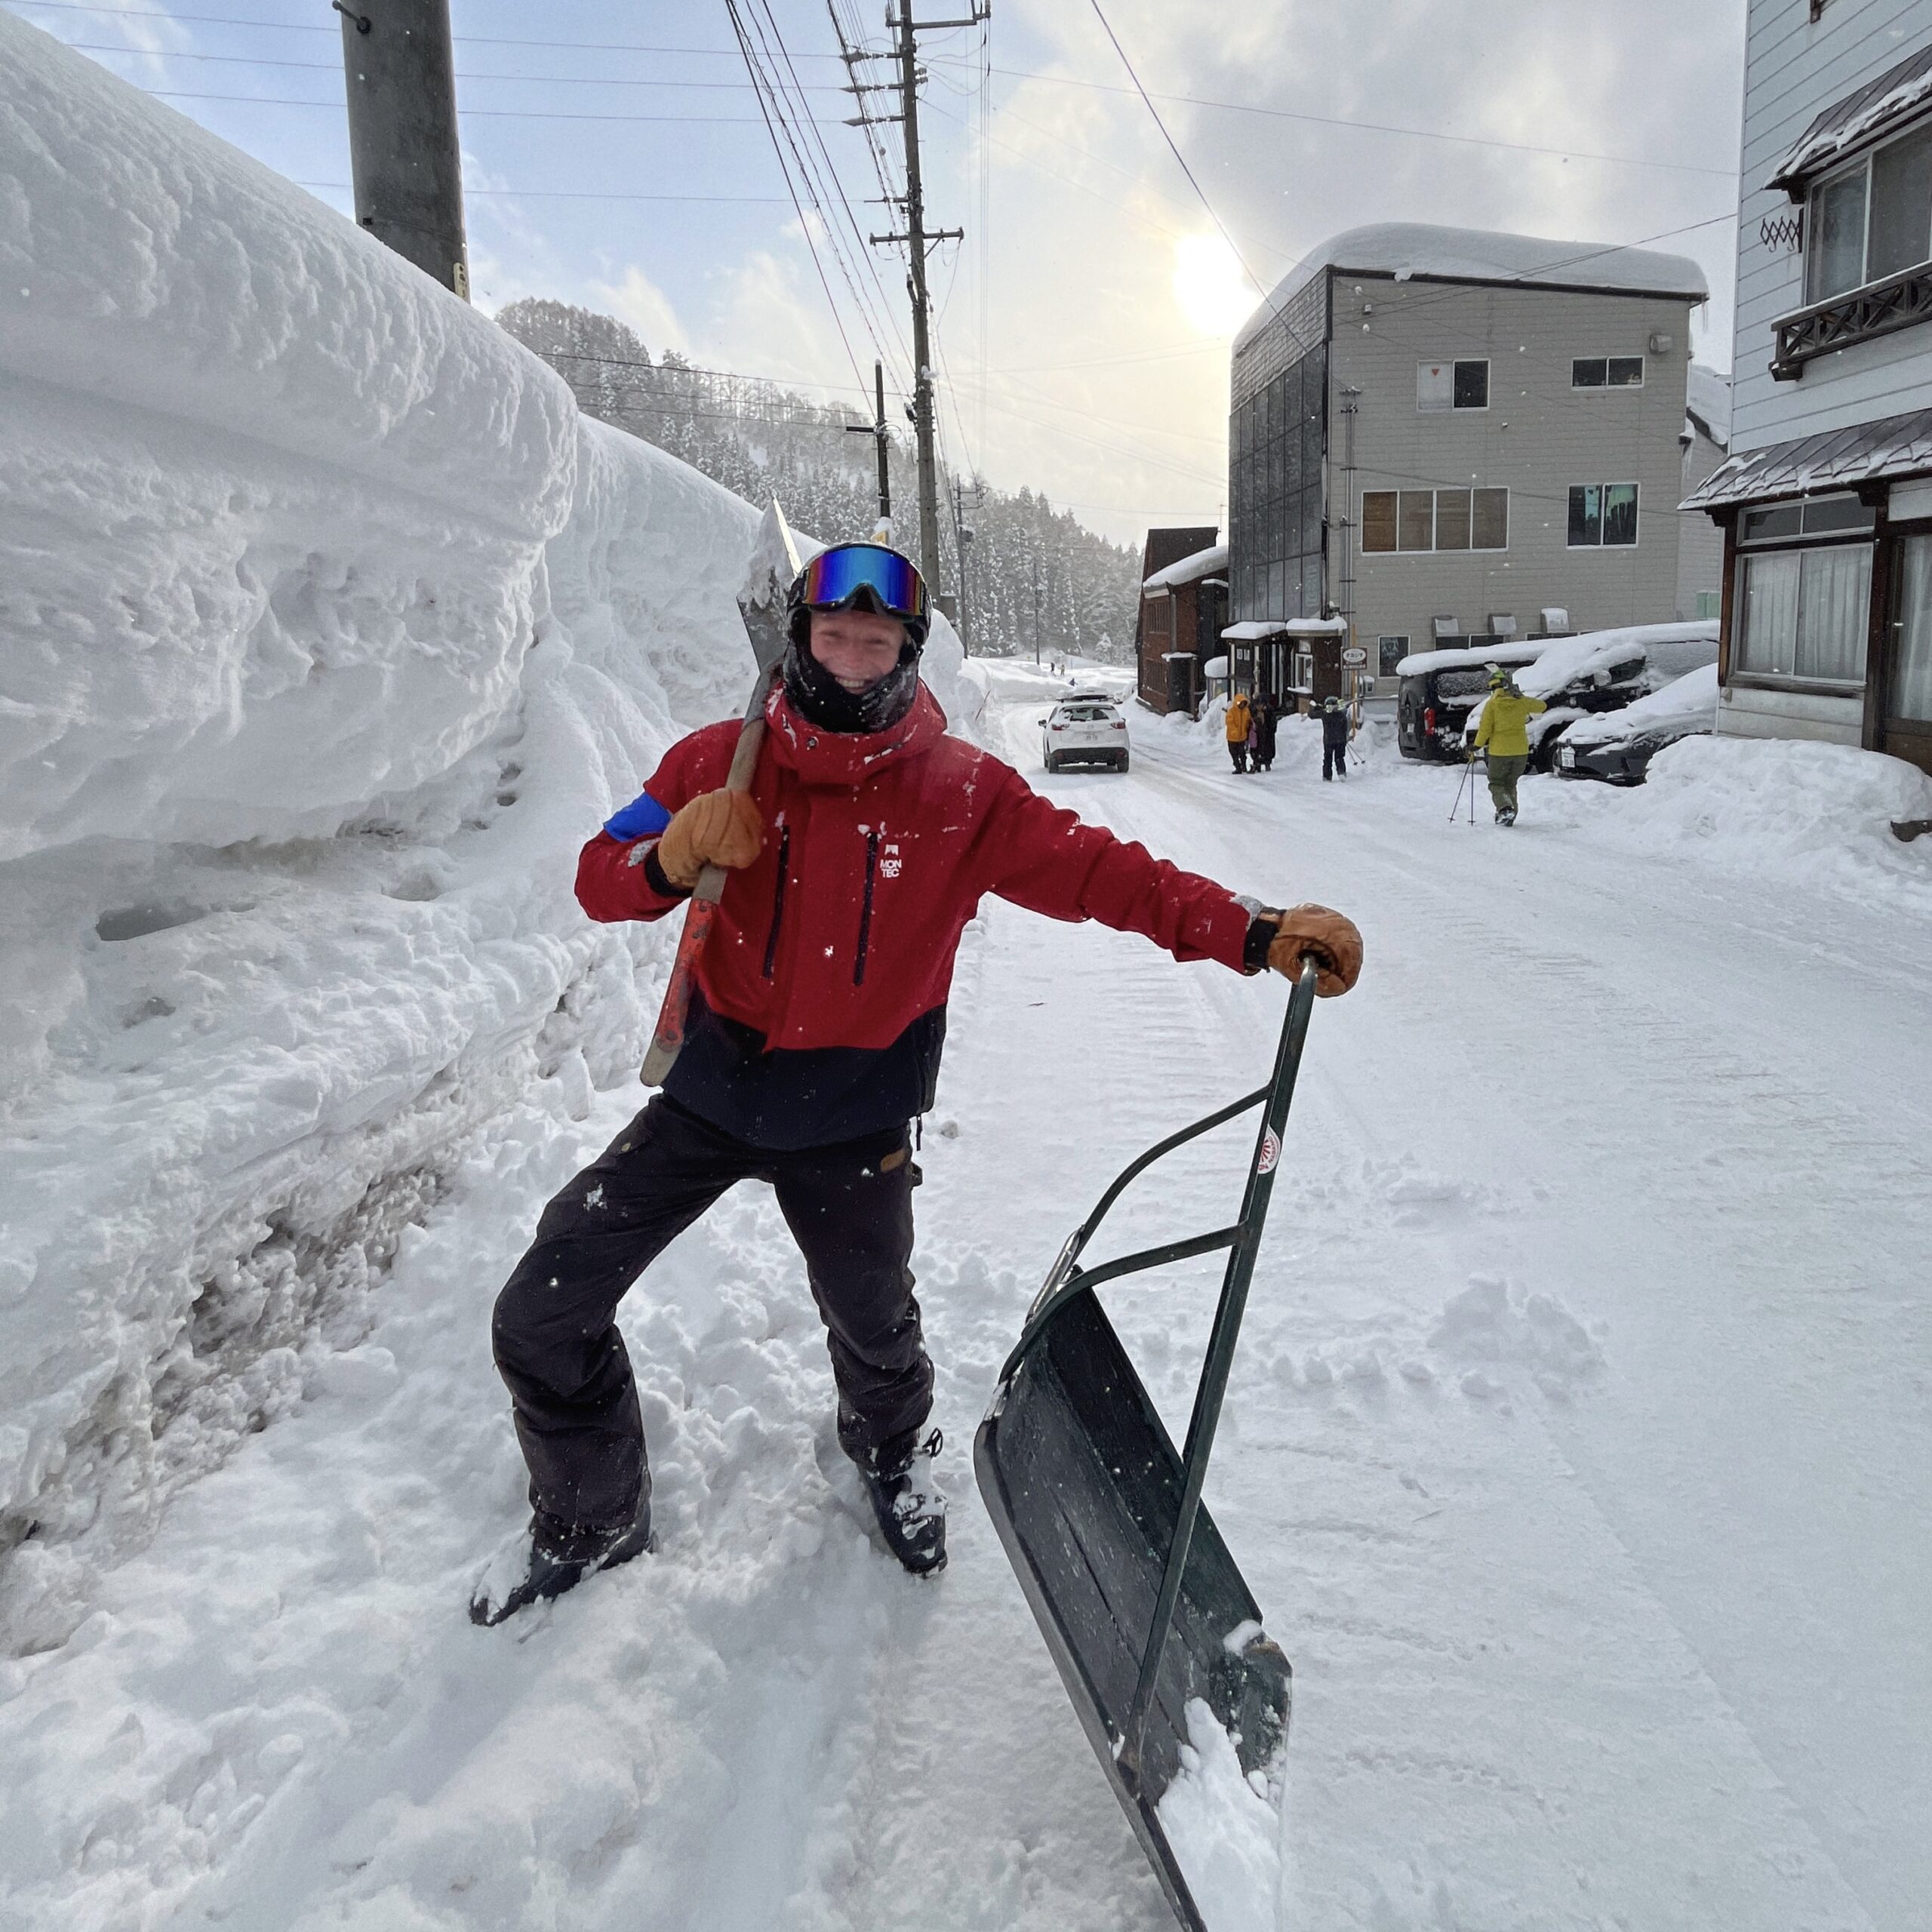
[602,791,674,843]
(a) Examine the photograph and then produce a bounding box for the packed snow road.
[2,659,1927,1932]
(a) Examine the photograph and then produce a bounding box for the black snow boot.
[857,1426,947,1576]
[469,1484,655,1627]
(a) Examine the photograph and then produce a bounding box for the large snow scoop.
[975,958,1319,1932]
[640,500,801,1087]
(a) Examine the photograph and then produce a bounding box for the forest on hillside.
[496,297,1142,662]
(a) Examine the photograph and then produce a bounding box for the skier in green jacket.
[1471,668,1546,826]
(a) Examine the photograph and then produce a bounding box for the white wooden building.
[1682,0,1932,776]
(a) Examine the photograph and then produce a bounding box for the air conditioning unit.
[1487,612,1518,638]
[1647,331,1675,355]
[1540,605,1570,632]
[1432,614,1460,640]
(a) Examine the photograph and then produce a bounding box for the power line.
[295,180,793,205]
[921,54,1739,182]
[139,89,822,124]
[55,40,851,88]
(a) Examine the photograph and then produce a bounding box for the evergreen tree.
[496,298,1146,662]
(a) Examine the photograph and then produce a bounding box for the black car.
[1553,666,1717,785]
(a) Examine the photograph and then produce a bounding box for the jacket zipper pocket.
[761,823,791,978]
[854,829,881,986]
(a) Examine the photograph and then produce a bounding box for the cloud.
[588,266,692,361]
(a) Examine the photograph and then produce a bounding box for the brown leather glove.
[656,789,764,889]
[1266,903,1363,998]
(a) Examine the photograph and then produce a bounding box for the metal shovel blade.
[975,1291,1291,1931]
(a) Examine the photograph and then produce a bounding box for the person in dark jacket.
[1251,697,1280,773]
[1321,696,1350,780]
[472,543,1364,1625]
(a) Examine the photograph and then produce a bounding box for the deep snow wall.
[0,17,967,1651]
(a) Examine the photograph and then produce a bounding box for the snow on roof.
[1681,405,1932,512]
[1220,620,1286,641]
[1514,621,1718,701]
[1234,222,1709,357]
[1767,43,1932,192]
[1143,541,1227,592]
[1685,362,1732,451]
[1394,642,1545,678]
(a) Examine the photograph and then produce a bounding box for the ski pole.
[1449,755,1470,822]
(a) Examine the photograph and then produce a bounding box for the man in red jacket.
[472,543,1363,1625]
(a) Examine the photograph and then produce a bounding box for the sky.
[7,0,1751,546]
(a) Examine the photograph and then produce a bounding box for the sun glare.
[1172,233,1255,337]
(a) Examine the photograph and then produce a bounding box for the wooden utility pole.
[336,0,468,298]
[856,2,986,590]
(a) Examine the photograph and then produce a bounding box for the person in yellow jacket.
[1224,691,1254,774]
[1470,667,1546,826]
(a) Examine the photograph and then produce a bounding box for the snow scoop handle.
[639,676,775,1087]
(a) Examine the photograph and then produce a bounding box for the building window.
[1806,122,1932,303]
[1567,482,1639,547]
[1735,546,1872,685]
[1227,342,1325,624]
[1378,635,1409,676]
[1571,355,1645,388]
[1416,358,1489,413]
[1361,487,1509,552]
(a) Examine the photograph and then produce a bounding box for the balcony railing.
[1771,262,1932,380]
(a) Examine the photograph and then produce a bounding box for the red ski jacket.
[577,682,1258,1056]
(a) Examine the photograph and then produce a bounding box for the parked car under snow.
[1555,663,1718,784]
[1461,620,1718,770]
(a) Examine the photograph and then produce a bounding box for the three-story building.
[1227,223,1708,705]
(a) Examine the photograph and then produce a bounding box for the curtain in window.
[1892,535,1932,721]
[1435,489,1472,550]
[1473,488,1509,550]
[1869,126,1932,281]
[1361,492,1395,552]
[1810,168,1869,301]
[1603,485,1639,547]
[1795,543,1871,681]
[1398,491,1433,551]
[1737,551,1800,675]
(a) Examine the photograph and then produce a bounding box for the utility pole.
[949,475,977,653]
[853,2,986,593]
[1031,554,1043,667]
[336,0,468,299]
[844,359,893,535]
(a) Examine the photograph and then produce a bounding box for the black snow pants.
[491,1096,930,1557]
[1322,744,1346,780]
[1229,741,1248,774]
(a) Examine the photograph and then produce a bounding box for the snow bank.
[1613,735,1932,903]
[0,13,964,1644]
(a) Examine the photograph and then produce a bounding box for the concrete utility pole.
[857,2,985,591]
[337,0,469,299]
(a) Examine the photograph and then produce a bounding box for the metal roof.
[1680,405,1932,512]
[1767,43,1932,194]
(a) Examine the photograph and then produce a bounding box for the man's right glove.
[655,789,764,890]
[1266,903,1363,998]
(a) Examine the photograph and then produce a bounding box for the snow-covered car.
[1555,663,1718,784]
[1396,644,1546,761]
[1040,694,1130,772]
[1463,620,1718,770]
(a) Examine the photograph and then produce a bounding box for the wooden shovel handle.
[639,689,774,1086]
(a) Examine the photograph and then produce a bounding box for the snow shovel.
[640,500,801,1087]
[975,957,1320,1932]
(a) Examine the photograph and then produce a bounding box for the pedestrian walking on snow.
[1471,666,1546,826]
[1225,691,1253,774]
[472,543,1364,1625]
[1321,696,1350,781]
[1252,698,1278,774]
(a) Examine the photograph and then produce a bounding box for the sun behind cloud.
[1171,233,1257,338]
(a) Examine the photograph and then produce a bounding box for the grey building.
[1226,223,1708,706]
[1682,0,1932,777]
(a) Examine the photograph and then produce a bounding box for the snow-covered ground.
[6,17,1932,1930]
[4,645,1928,1930]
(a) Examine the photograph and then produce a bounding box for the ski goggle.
[795,544,928,623]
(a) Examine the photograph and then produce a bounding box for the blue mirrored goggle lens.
[799,545,927,619]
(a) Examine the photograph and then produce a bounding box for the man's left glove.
[1265,903,1362,998]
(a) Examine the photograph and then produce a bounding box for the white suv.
[1041,694,1131,774]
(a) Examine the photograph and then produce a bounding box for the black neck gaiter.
[782,637,921,734]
